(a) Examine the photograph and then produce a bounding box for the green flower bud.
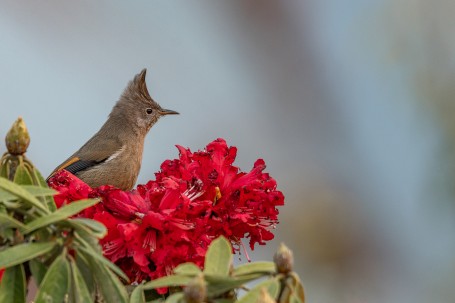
[183,274,207,303]
[273,243,294,274]
[5,117,30,155]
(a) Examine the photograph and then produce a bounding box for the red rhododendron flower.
[48,138,284,289]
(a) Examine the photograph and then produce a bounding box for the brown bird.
[47,69,178,190]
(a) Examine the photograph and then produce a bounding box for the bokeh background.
[1,1,455,302]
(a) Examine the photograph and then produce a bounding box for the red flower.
[48,138,284,287]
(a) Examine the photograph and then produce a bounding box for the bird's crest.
[121,68,155,105]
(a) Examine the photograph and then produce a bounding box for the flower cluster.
[48,138,284,288]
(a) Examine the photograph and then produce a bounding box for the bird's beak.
[160,109,179,115]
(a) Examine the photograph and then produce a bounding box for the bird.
[47,68,179,190]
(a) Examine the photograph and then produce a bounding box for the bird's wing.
[46,138,123,181]
[45,157,102,182]
[57,157,102,174]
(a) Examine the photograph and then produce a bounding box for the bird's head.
[112,68,179,134]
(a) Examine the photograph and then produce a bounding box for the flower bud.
[5,117,30,155]
[256,287,275,303]
[183,274,206,303]
[273,243,294,274]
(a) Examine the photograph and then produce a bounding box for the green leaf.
[203,236,232,276]
[0,242,56,268]
[75,234,129,281]
[277,273,305,303]
[289,292,304,303]
[0,212,26,230]
[164,293,184,303]
[75,253,96,299]
[0,189,16,202]
[31,168,57,211]
[141,275,193,290]
[87,255,129,303]
[129,286,145,303]
[173,262,202,276]
[69,257,93,303]
[236,278,280,303]
[22,185,57,197]
[23,199,99,233]
[0,185,55,202]
[0,264,26,303]
[13,165,33,185]
[205,275,261,297]
[29,259,48,286]
[69,219,103,250]
[70,217,107,238]
[31,167,48,186]
[232,261,276,276]
[0,160,9,178]
[281,273,305,303]
[1,201,22,210]
[0,227,14,242]
[0,177,49,213]
[34,254,71,303]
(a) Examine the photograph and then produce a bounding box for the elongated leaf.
[0,160,8,178]
[69,257,93,303]
[1,183,56,214]
[281,273,304,303]
[204,236,232,276]
[0,264,26,303]
[24,199,99,233]
[75,253,96,299]
[236,278,280,303]
[0,212,26,230]
[1,201,21,210]
[173,262,202,276]
[0,227,14,242]
[63,221,103,249]
[0,242,56,268]
[31,168,57,211]
[29,259,48,286]
[232,261,276,276]
[31,167,48,186]
[75,233,129,281]
[70,218,107,238]
[21,186,57,197]
[0,177,48,213]
[129,286,146,303]
[0,189,16,201]
[87,255,129,303]
[141,275,193,290]
[206,275,262,297]
[0,186,55,202]
[34,254,71,303]
[13,165,33,185]
[164,293,184,303]
[67,219,102,250]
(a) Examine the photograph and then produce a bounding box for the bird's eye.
[146,108,153,114]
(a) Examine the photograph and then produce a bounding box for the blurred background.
[1,1,454,302]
